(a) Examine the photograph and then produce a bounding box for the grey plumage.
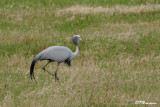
[30,35,84,80]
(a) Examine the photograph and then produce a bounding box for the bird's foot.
[55,77,59,81]
[42,67,45,72]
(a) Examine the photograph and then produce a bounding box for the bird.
[30,35,84,80]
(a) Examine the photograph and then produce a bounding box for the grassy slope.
[0,0,160,106]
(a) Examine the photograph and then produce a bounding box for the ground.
[0,0,160,106]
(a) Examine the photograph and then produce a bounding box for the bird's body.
[30,35,84,80]
[38,46,73,62]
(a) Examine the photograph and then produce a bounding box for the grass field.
[0,0,160,106]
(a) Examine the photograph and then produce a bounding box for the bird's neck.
[72,44,79,60]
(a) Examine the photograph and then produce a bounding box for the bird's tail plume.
[30,59,36,80]
[30,50,45,80]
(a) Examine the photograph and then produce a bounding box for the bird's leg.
[42,61,55,76]
[42,61,50,71]
[55,62,60,81]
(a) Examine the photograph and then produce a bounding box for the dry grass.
[1,20,160,44]
[55,4,160,16]
[1,52,160,106]
[80,20,160,43]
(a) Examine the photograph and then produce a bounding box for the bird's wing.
[39,46,72,62]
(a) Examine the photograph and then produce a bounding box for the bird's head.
[72,35,85,45]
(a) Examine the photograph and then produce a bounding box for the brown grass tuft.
[55,4,160,16]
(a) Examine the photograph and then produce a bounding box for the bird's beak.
[80,40,85,44]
